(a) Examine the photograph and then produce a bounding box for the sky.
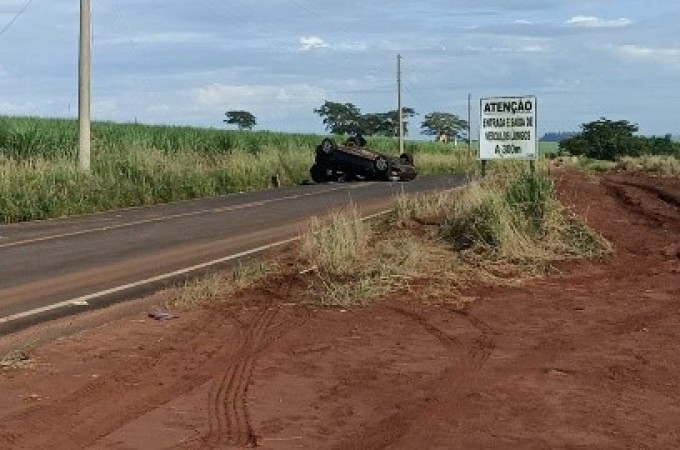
[0,0,678,137]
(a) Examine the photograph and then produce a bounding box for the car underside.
[310,138,418,183]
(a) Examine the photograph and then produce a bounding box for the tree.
[313,101,362,135]
[360,108,416,137]
[420,112,468,138]
[560,118,639,160]
[224,110,257,130]
[314,101,416,137]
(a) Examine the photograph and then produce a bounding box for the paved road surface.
[0,175,466,332]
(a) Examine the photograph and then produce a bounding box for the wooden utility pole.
[79,0,91,171]
[397,54,404,154]
[468,93,472,157]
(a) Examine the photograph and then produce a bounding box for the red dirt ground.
[1,170,679,450]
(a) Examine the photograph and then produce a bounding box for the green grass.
[0,116,477,223]
[0,146,316,221]
[577,157,618,172]
[0,116,324,159]
[538,141,560,155]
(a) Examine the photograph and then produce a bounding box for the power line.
[402,73,442,113]
[218,0,394,100]
[93,1,166,119]
[0,0,34,36]
[271,5,453,114]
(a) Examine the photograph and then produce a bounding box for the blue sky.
[0,0,678,136]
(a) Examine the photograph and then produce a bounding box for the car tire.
[374,155,390,179]
[318,138,336,155]
[310,163,328,183]
[399,153,414,165]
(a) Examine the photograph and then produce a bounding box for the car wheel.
[374,155,389,171]
[310,163,328,183]
[319,138,336,155]
[399,152,414,165]
[374,156,390,179]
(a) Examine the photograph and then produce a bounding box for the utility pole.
[79,0,91,171]
[467,93,472,157]
[397,54,404,154]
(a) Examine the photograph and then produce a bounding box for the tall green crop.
[0,116,474,223]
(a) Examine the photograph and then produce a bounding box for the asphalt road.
[0,175,467,332]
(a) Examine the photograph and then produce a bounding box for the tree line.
[313,101,467,139]
[223,101,468,139]
[559,118,679,160]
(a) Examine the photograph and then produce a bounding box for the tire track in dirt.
[203,307,278,449]
[390,305,496,371]
[185,306,310,449]
[513,292,680,372]
[0,276,308,449]
[450,307,497,367]
[0,311,236,449]
[334,306,496,449]
[388,305,462,349]
[615,180,680,209]
[602,178,680,229]
[200,279,311,448]
[186,279,310,448]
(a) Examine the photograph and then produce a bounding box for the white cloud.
[299,35,367,52]
[299,36,328,51]
[2,0,680,135]
[618,44,680,68]
[465,37,548,54]
[567,16,632,29]
[192,82,327,111]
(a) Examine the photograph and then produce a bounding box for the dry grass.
[550,156,618,173]
[167,260,273,310]
[161,170,610,311]
[298,205,449,307]
[551,154,680,176]
[438,173,611,263]
[0,344,35,370]
[297,171,611,308]
[616,155,680,177]
[299,206,371,277]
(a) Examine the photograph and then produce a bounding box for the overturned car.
[309,137,418,183]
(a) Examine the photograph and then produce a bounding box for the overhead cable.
[0,0,34,37]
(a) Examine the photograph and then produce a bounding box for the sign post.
[479,96,537,175]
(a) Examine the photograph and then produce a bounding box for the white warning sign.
[479,96,537,160]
